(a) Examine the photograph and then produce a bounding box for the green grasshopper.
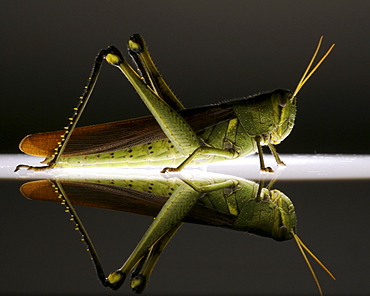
[14,35,334,173]
[20,171,335,295]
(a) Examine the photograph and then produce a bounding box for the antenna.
[292,232,336,296]
[292,36,335,99]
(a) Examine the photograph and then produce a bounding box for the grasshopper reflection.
[21,171,335,295]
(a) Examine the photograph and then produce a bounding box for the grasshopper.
[14,35,334,173]
[21,171,335,295]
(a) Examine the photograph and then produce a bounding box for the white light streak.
[2,154,370,180]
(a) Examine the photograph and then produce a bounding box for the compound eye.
[278,95,287,108]
[278,225,288,240]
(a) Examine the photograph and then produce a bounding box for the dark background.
[1,1,370,295]
[1,0,370,154]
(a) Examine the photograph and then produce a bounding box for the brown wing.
[21,180,236,228]
[19,104,235,157]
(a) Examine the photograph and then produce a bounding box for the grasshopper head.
[234,187,296,241]
[265,188,335,296]
[256,36,335,147]
[268,190,335,296]
[267,36,335,145]
[267,189,297,241]
[264,89,297,145]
